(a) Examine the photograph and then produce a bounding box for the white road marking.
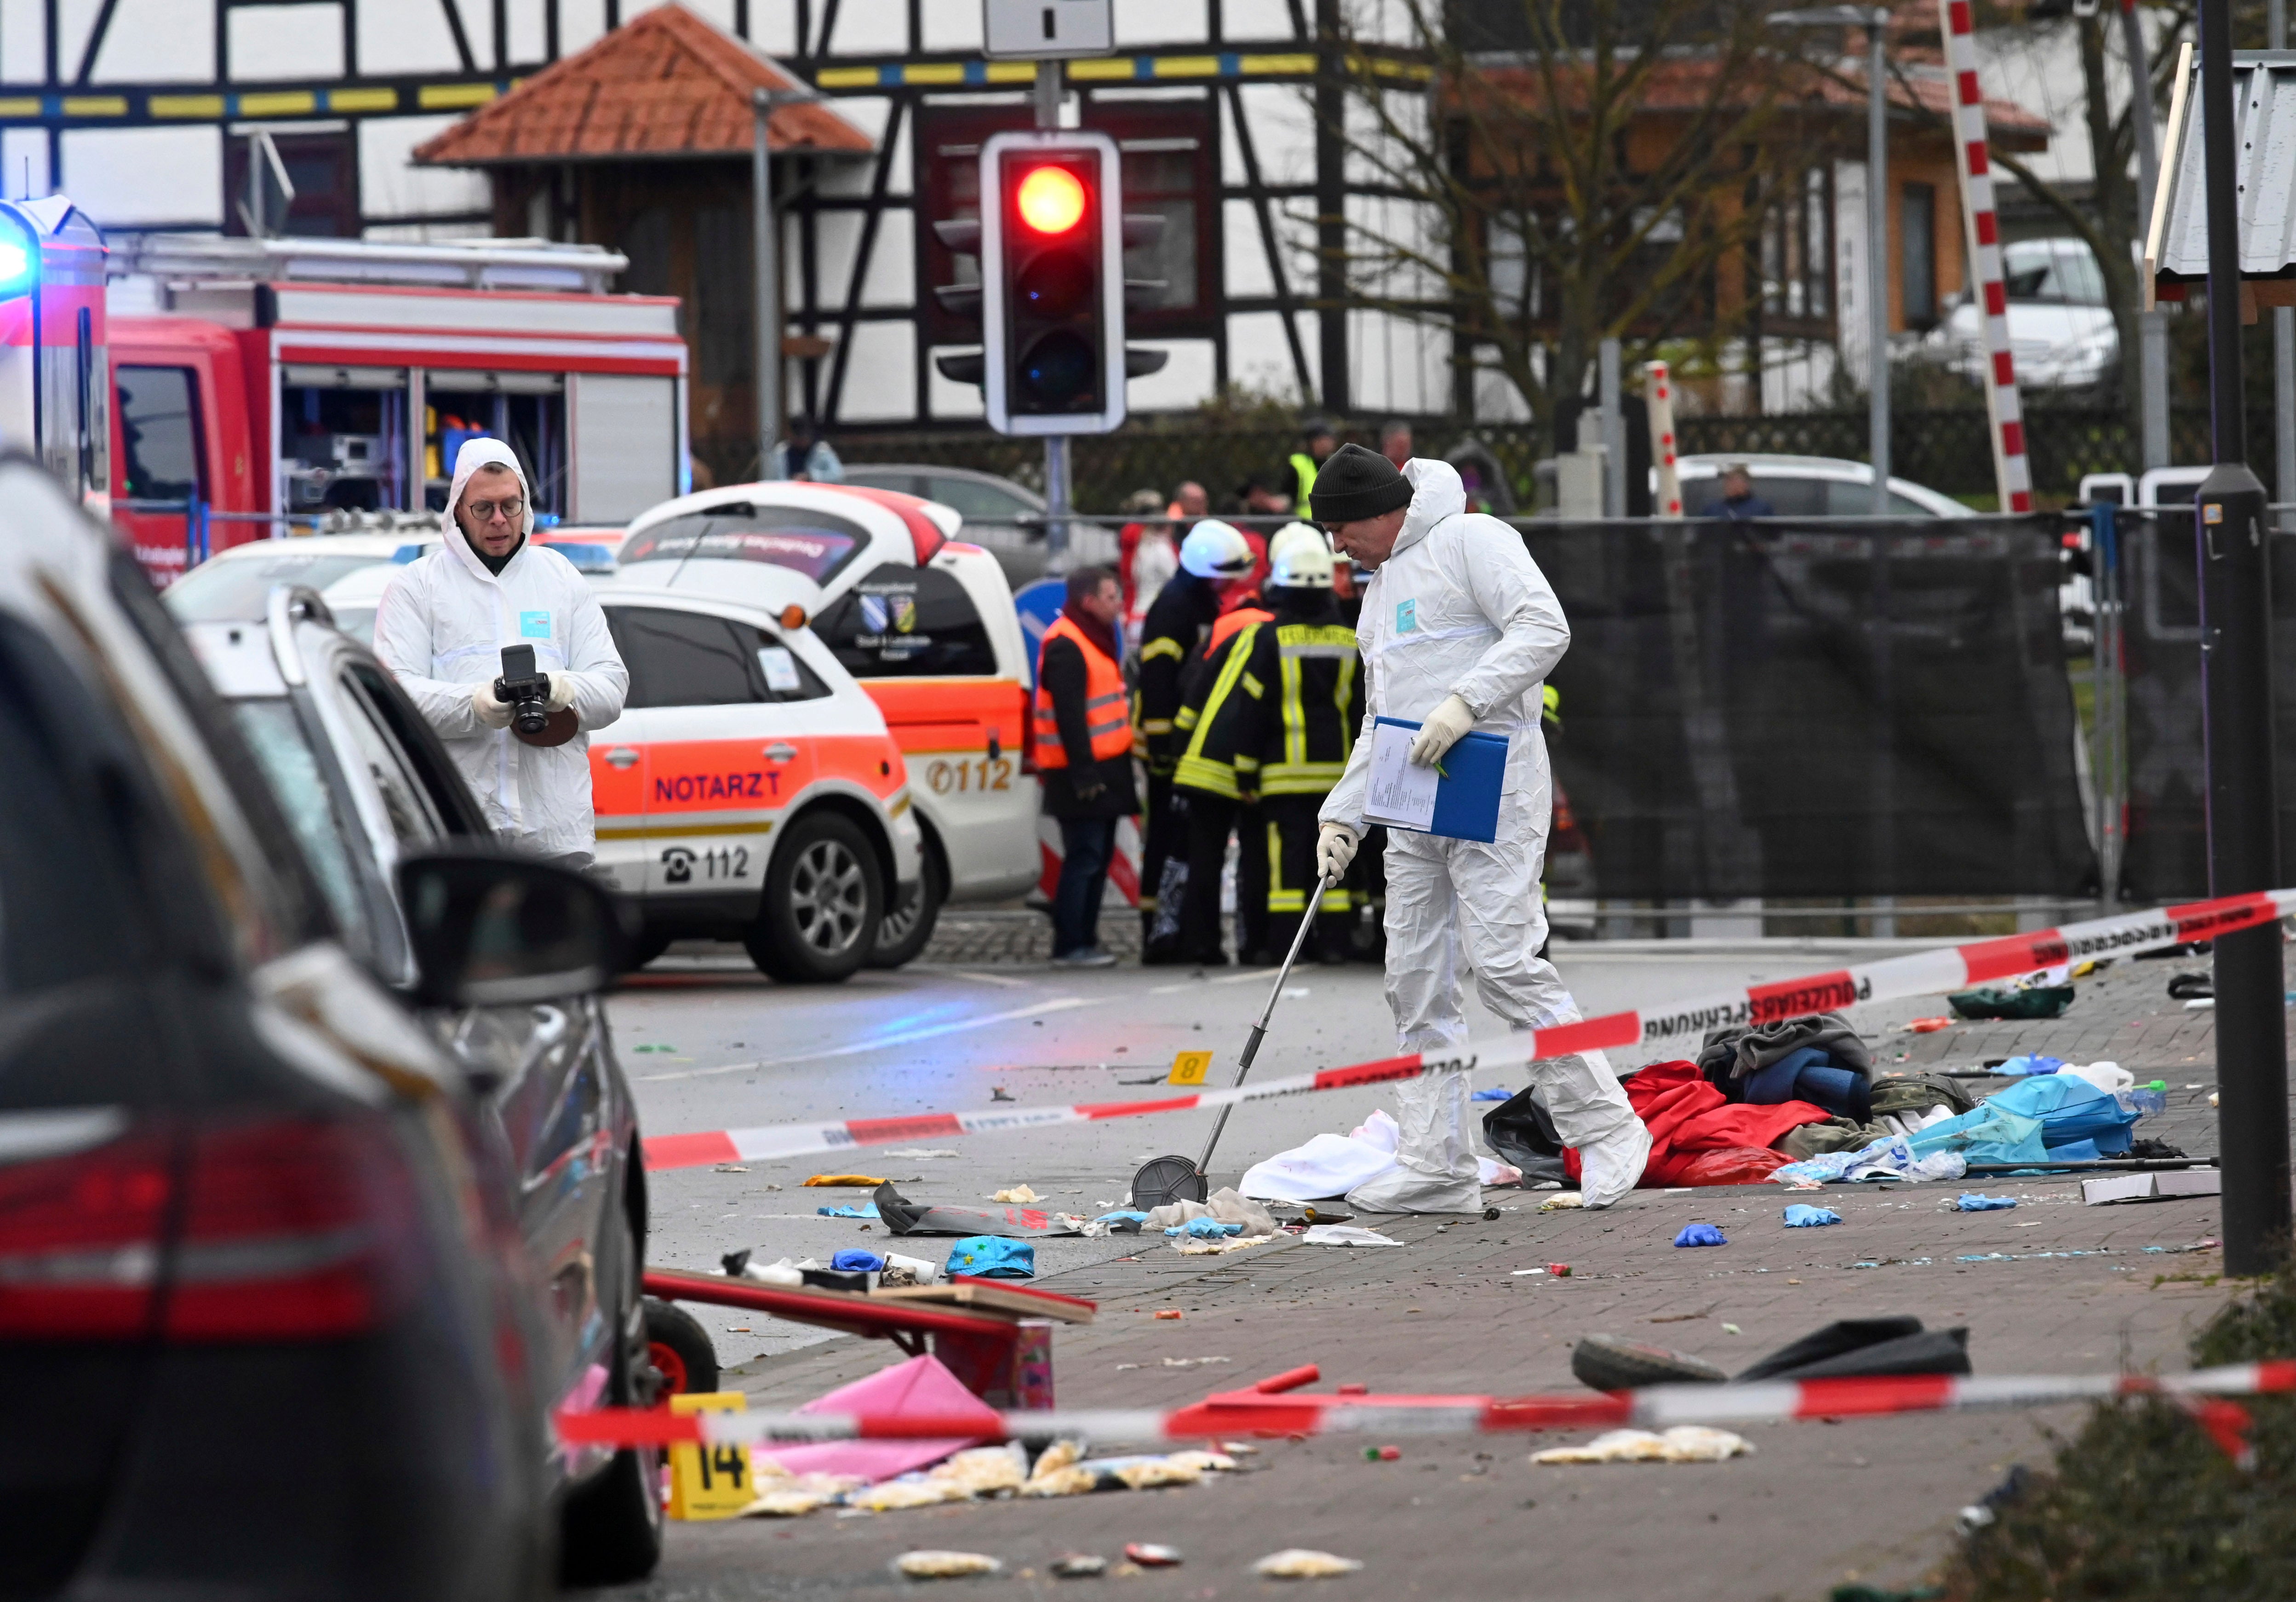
[636,996,1104,1082]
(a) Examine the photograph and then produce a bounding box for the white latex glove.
[1408,693,1475,766]
[544,671,578,712]
[1317,821,1360,881]
[472,679,515,729]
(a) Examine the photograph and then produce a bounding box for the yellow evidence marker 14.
[666,1391,752,1519]
[1168,1050,1213,1086]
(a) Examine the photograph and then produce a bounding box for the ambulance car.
[590,561,923,984]
[619,482,1038,964]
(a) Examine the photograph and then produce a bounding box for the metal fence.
[836,407,2246,511]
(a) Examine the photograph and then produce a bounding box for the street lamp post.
[1773,6,1893,514]
[752,85,815,481]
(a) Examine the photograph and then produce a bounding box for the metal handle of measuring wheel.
[1194,870,1338,1177]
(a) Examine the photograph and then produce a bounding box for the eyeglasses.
[465,497,525,523]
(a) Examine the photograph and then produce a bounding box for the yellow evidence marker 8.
[1168,1050,1213,1086]
[666,1391,752,1519]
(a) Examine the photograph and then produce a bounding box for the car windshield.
[2000,241,2107,306]
[165,551,385,622]
[621,506,869,583]
[229,697,375,954]
[922,477,1035,521]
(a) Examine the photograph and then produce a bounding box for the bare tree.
[1328,0,1832,432]
[1979,0,2194,431]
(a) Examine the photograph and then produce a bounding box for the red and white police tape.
[555,1361,2296,1450]
[640,888,2296,1173]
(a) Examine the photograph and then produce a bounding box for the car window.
[334,672,446,848]
[619,505,871,584]
[229,697,378,956]
[813,567,999,678]
[923,476,1033,521]
[1822,480,1941,518]
[117,365,204,502]
[163,551,383,622]
[342,660,484,833]
[607,605,832,706]
[843,470,927,498]
[746,628,833,703]
[1681,474,1827,517]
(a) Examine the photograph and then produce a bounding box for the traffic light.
[931,130,1167,436]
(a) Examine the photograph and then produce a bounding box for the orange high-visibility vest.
[1208,603,1271,654]
[1033,614,1131,770]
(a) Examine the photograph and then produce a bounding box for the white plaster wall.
[1126,337,1215,410]
[65,125,221,227]
[1227,308,1316,399]
[359,115,489,219]
[837,319,917,420]
[229,4,343,84]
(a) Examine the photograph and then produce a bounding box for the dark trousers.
[1179,792,1268,963]
[1348,824,1388,960]
[1261,794,1354,961]
[1139,769,1179,943]
[1052,816,1117,957]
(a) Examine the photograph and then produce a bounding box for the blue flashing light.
[0,240,33,296]
[391,543,429,564]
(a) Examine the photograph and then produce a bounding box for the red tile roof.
[413,3,872,167]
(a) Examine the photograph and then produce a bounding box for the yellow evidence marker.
[1168,1050,1213,1086]
[666,1391,751,1519]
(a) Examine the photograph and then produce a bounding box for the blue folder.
[1373,716,1509,843]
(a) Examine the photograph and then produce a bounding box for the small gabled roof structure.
[412,3,872,167]
[2146,48,2296,307]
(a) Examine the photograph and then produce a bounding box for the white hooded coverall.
[372,437,628,863]
[1320,459,1649,1211]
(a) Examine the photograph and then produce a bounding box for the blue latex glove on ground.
[1957,1193,2018,1211]
[1096,1210,1151,1224]
[830,1250,885,1272]
[1471,1087,1517,1102]
[1167,1216,1245,1238]
[816,1203,880,1218]
[1783,1205,1842,1228]
[1673,1223,1728,1247]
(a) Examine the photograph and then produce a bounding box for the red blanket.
[1563,1059,1835,1188]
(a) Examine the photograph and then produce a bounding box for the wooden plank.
[872,1280,1098,1325]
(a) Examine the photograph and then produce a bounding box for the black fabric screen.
[1526,515,2096,898]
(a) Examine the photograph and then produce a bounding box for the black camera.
[494,644,553,739]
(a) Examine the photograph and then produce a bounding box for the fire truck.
[66,215,686,589]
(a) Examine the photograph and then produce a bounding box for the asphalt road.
[614,935,1947,1368]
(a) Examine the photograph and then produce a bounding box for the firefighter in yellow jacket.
[1172,530,1363,965]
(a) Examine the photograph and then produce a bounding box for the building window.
[914,97,1218,348]
[1901,181,1937,330]
[225,132,359,239]
[1761,167,1832,329]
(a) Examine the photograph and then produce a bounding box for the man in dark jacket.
[1132,520,1254,961]
[1037,566,1138,967]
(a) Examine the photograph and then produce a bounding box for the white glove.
[1317,821,1360,881]
[544,671,578,712]
[1408,693,1475,767]
[472,679,515,729]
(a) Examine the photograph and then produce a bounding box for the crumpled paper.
[1531,1426,1754,1464]
[1145,1187,1278,1237]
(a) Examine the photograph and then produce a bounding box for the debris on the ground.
[1548,1263,1572,1276]
[715,1163,749,1173]
[1147,1188,1279,1237]
[1649,1307,1712,1323]
[1512,1268,1546,1276]
[945,1237,1035,1278]
[991,1087,1015,1101]
[1532,1426,1754,1464]
[806,1173,888,1187]
[1153,1309,1184,1319]
[817,1202,880,1218]
[1300,1224,1404,1247]
[852,1479,971,1510]
[1957,1193,2018,1212]
[1124,1544,1184,1567]
[739,1487,840,1516]
[1947,984,2075,1021]
[1472,1086,1517,1101]
[879,1148,962,1159]
[1049,1555,1108,1578]
[2083,1169,2222,1205]
[1570,1334,1729,1391]
[927,1445,1028,1496]
[991,1184,1042,1205]
[892,1550,1002,1579]
[1364,1444,1402,1461]
[1300,1205,1353,1224]
[1177,1232,1277,1255]
[1905,1017,1953,1033]
[1674,1223,1728,1247]
[832,1250,885,1272]
[1783,1205,1841,1228]
[875,1183,1087,1239]
[1253,1550,1364,1579]
[1723,1322,1742,1334]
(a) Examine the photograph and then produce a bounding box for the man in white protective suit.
[1311,444,1650,1211]
[373,436,628,868]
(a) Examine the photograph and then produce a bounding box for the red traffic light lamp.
[1015,166,1087,235]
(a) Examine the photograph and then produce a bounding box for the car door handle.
[763,742,798,763]
[603,746,639,769]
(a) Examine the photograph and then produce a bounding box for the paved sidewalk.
[599,947,2284,1602]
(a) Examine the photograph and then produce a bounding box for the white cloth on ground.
[1240,1108,1518,1207]
[372,437,628,858]
[1315,458,1645,1209]
[1142,1188,1277,1237]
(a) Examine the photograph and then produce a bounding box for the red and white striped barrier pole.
[639,888,2296,1173]
[554,1361,2296,1450]
[1646,361,1683,517]
[1937,0,2034,513]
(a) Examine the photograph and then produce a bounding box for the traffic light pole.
[2193,0,2289,1277]
[1036,58,1072,569]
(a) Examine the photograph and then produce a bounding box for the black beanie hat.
[1309,442,1413,524]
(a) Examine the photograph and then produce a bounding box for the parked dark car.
[0,456,656,1598]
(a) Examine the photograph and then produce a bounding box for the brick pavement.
[596,944,2288,1602]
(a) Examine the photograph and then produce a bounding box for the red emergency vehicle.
[100,230,686,589]
[0,197,111,515]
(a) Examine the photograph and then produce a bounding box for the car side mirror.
[396,850,634,1008]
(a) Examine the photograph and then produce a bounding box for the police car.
[591,553,924,983]
[621,482,1038,964]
